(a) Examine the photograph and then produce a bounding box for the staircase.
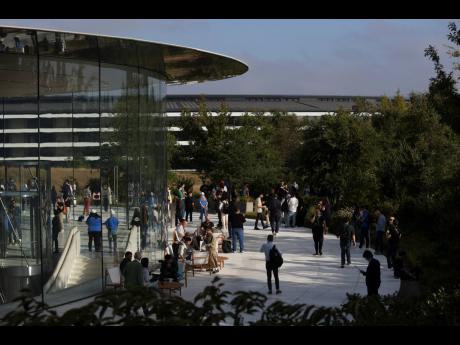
[66,254,117,288]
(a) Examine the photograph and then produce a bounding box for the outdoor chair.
[105,266,122,290]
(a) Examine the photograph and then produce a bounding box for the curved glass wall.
[0,28,168,307]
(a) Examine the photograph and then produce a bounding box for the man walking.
[254,193,268,230]
[337,216,356,268]
[268,194,282,236]
[360,250,381,296]
[260,235,281,294]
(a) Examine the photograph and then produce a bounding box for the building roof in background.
[165,94,384,112]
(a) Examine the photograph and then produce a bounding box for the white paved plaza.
[179,213,400,308]
[42,211,401,320]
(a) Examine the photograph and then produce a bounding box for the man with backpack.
[337,216,356,268]
[260,234,282,295]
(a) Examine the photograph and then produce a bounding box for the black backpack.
[281,199,289,212]
[222,202,229,214]
[222,239,232,253]
[269,245,283,268]
[339,224,352,242]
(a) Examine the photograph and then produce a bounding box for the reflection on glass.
[1,28,167,308]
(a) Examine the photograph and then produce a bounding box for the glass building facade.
[0,26,247,307]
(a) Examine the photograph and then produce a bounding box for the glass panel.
[0,29,42,304]
[100,62,138,265]
[37,30,102,305]
[1,28,168,310]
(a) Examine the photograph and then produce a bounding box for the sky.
[0,19,457,96]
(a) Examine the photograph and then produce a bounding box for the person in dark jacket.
[130,207,141,229]
[52,210,62,253]
[337,216,356,267]
[231,208,246,253]
[86,209,102,252]
[124,251,144,288]
[268,195,282,235]
[386,216,400,269]
[160,254,178,281]
[120,251,133,278]
[184,192,194,222]
[310,206,325,255]
[140,202,149,250]
[227,196,237,239]
[51,185,57,209]
[359,206,370,249]
[360,250,381,296]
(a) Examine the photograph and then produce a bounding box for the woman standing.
[206,228,219,273]
[101,184,112,212]
[310,206,325,255]
[83,185,92,216]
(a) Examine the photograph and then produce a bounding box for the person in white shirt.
[287,195,299,227]
[175,219,188,242]
[254,194,268,230]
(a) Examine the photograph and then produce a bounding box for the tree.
[424,21,460,133]
[298,110,381,208]
[175,101,284,195]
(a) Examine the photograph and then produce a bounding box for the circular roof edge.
[0,24,249,84]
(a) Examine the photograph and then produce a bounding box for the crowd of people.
[171,180,419,297]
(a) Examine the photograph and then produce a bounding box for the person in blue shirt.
[374,209,386,255]
[359,206,370,249]
[86,209,102,252]
[104,209,119,253]
[199,192,208,222]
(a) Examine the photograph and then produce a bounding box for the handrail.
[43,226,80,293]
[0,196,30,267]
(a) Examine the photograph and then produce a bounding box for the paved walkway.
[44,211,400,319]
[180,213,400,308]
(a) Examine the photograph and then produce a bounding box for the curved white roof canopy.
[0,25,248,85]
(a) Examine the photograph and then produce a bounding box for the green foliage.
[4,282,460,326]
[299,111,380,209]
[424,22,460,134]
[175,107,287,196]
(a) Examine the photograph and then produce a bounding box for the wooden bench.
[158,281,182,296]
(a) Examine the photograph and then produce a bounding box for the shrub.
[4,281,460,326]
[329,207,354,235]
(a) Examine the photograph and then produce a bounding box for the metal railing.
[0,196,29,267]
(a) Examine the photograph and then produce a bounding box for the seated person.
[159,254,179,282]
[141,257,154,287]
[191,234,203,251]
[175,218,192,242]
[178,236,193,261]
[200,216,214,233]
